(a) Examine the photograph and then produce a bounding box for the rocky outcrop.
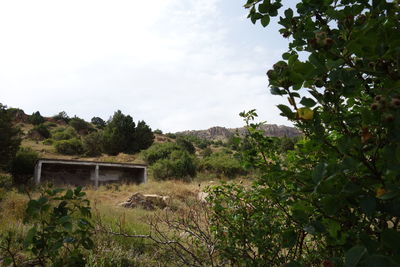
[176,124,301,141]
[119,192,170,210]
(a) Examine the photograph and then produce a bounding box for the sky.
[0,0,295,132]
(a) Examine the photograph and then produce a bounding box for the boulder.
[119,192,170,210]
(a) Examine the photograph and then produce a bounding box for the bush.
[0,103,21,170]
[176,136,196,154]
[29,111,45,125]
[142,142,180,164]
[29,124,50,139]
[153,129,163,134]
[0,173,12,189]
[151,150,196,181]
[165,133,176,139]
[43,139,53,145]
[69,116,92,134]
[207,1,400,265]
[91,116,106,129]
[83,131,103,157]
[44,121,57,128]
[102,111,153,155]
[53,111,70,123]
[51,127,77,141]
[199,152,245,178]
[10,147,39,185]
[54,138,84,155]
[21,187,94,266]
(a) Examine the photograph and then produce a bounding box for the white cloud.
[0,0,291,132]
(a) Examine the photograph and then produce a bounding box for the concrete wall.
[35,159,146,187]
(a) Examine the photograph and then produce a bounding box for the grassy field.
[0,177,234,266]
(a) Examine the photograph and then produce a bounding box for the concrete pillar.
[95,164,99,188]
[143,167,147,183]
[35,161,42,185]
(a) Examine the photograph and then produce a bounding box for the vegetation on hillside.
[206,0,400,266]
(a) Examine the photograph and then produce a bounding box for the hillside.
[176,124,301,141]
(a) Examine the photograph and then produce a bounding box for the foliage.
[30,124,51,139]
[29,111,45,125]
[208,0,400,265]
[69,116,92,134]
[91,116,106,129]
[0,173,13,189]
[132,120,155,153]
[51,126,77,141]
[165,133,177,139]
[10,147,39,185]
[176,136,196,154]
[0,104,21,171]
[200,147,213,158]
[199,152,245,178]
[83,131,103,157]
[52,111,70,123]
[54,138,84,155]
[177,134,211,149]
[22,186,94,266]
[151,150,196,181]
[153,129,163,134]
[142,142,180,165]
[102,110,154,155]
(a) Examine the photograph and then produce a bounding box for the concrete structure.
[34,159,147,187]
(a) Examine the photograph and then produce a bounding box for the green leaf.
[381,229,400,251]
[364,255,400,267]
[360,196,376,217]
[261,15,270,27]
[282,230,297,248]
[284,8,293,18]
[63,222,73,231]
[65,189,73,199]
[270,87,285,95]
[345,245,367,267]
[24,226,37,247]
[300,97,317,107]
[258,3,268,13]
[277,104,294,119]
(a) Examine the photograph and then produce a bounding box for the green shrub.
[22,187,94,266]
[153,129,163,134]
[165,133,176,139]
[142,142,180,164]
[69,116,92,134]
[51,127,77,141]
[199,152,245,178]
[54,138,84,155]
[0,103,21,170]
[52,111,70,123]
[29,111,45,125]
[44,121,57,128]
[29,124,50,139]
[102,111,154,155]
[176,136,196,154]
[151,150,196,181]
[0,173,12,189]
[43,139,53,145]
[10,147,39,185]
[91,116,106,129]
[83,131,103,157]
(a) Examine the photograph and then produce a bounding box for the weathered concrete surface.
[34,159,147,187]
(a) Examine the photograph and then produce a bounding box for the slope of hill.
[176,124,301,141]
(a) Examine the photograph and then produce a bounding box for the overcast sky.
[0,0,294,132]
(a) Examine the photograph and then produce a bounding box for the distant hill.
[176,124,301,141]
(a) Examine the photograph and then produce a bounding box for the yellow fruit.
[376,188,387,198]
[297,108,314,120]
